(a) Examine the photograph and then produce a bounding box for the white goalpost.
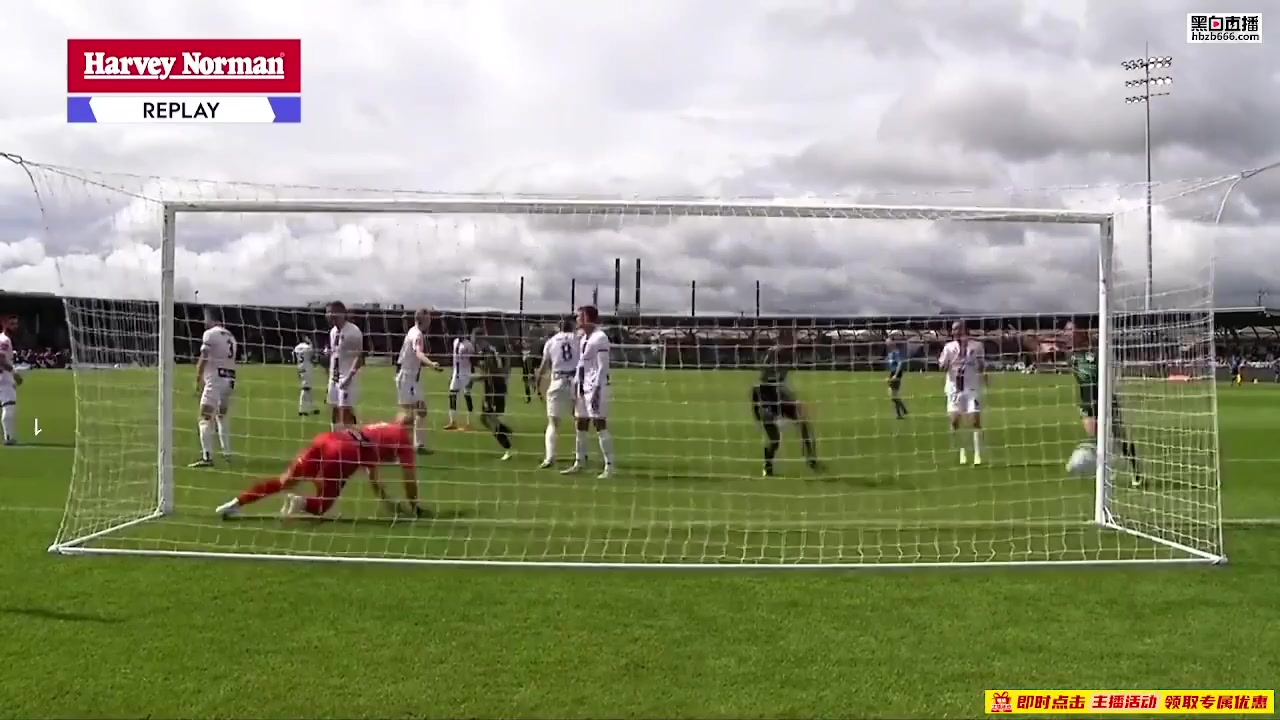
[16,159,1238,567]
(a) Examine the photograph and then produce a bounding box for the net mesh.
[4,156,1243,566]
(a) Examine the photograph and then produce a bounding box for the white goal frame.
[49,196,1227,568]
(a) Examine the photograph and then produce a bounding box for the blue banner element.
[268,97,301,123]
[67,97,96,123]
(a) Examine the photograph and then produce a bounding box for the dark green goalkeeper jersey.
[759,345,795,386]
[1069,350,1101,417]
[478,346,508,393]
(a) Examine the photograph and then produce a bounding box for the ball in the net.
[1066,443,1097,475]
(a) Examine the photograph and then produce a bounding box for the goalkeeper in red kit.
[214,413,430,519]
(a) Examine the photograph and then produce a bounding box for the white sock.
[198,418,215,459]
[544,422,557,462]
[574,430,588,464]
[414,417,427,449]
[216,416,232,455]
[299,388,311,412]
[448,406,457,424]
[1,404,16,441]
[597,430,614,467]
[972,429,983,457]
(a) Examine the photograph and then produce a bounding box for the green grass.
[1,368,1278,718]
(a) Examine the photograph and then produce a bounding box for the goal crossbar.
[163,197,1113,225]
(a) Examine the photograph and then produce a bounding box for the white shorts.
[395,373,423,407]
[545,376,575,418]
[0,382,16,407]
[574,385,609,420]
[298,370,313,390]
[200,377,234,412]
[946,390,981,415]
[328,378,360,408]
[449,374,473,393]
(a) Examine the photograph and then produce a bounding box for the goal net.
[14,157,1244,567]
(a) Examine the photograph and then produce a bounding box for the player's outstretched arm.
[398,462,429,517]
[193,346,209,394]
[414,338,441,371]
[363,465,404,516]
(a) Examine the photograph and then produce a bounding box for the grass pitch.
[1,368,1278,718]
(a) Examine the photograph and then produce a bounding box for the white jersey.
[0,331,14,388]
[293,342,314,385]
[542,331,580,376]
[398,326,427,378]
[328,321,364,383]
[452,338,474,378]
[938,339,984,394]
[200,325,238,383]
[577,329,611,394]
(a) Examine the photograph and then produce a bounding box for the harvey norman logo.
[67,39,301,123]
[82,52,286,80]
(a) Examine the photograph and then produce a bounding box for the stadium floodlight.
[23,159,1237,569]
[460,277,471,310]
[1122,46,1174,312]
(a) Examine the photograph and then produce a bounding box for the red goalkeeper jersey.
[352,422,416,470]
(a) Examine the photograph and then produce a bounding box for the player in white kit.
[293,337,320,416]
[937,320,986,466]
[536,317,581,468]
[444,329,477,430]
[561,306,616,479]
[326,301,366,430]
[190,308,238,467]
[0,316,22,446]
[396,308,444,454]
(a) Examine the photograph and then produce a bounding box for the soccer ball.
[1066,443,1097,475]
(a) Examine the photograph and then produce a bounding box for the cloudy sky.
[1,0,1277,316]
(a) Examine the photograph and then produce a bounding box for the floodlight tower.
[1123,46,1173,312]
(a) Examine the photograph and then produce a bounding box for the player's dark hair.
[327,300,347,313]
[559,316,575,332]
[577,305,600,323]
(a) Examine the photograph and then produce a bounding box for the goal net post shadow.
[12,158,1256,567]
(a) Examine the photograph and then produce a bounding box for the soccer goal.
[16,158,1245,567]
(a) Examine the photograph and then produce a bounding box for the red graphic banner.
[67,39,301,94]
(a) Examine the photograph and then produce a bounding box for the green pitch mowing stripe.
[44,366,1225,563]
[0,369,1278,717]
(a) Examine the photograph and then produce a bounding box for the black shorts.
[522,356,538,376]
[887,377,902,391]
[752,384,799,422]
[484,381,508,416]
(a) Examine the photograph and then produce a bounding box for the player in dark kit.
[751,329,820,477]
[1230,354,1244,386]
[1065,321,1143,488]
[520,337,541,403]
[886,344,909,419]
[477,337,516,460]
